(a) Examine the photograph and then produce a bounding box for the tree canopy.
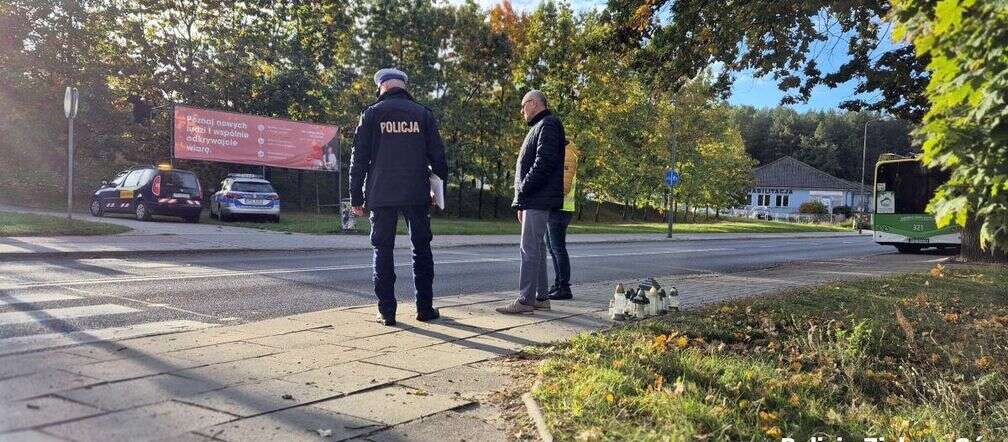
[891,0,1008,258]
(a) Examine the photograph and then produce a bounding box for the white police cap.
[373,68,408,87]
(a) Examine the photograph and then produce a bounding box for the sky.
[448,0,897,112]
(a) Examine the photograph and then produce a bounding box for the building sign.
[173,105,339,171]
[752,188,794,195]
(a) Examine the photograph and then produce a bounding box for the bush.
[799,200,828,215]
[832,205,853,216]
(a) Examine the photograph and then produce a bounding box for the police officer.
[350,68,449,326]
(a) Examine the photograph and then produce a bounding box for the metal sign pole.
[666,190,673,238]
[67,114,74,219]
[64,87,78,220]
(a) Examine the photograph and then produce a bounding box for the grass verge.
[202,212,850,235]
[521,265,1008,441]
[0,211,131,236]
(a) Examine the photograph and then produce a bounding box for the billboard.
[173,105,340,171]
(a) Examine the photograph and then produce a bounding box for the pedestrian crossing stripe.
[0,304,139,326]
[0,320,217,356]
[0,292,81,306]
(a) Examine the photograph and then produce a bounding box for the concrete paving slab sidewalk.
[0,204,864,259]
[0,253,939,441]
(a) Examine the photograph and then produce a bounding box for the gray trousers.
[518,209,549,305]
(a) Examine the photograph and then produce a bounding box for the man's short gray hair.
[382,78,407,90]
[523,90,548,109]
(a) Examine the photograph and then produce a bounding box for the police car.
[209,174,281,222]
[90,164,203,223]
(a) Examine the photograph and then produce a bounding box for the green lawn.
[521,265,1008,441]
[0,212,131,236]
[202,212,849,235]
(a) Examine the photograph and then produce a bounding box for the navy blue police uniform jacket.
[350,88,449,209]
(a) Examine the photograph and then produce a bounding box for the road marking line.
[0,292,81,306]
[0,248,733,290]
[62,286,219,320]
[0,304,139,326]
[0,320,216,356]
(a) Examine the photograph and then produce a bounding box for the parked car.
[209,174,280,223]
[90,164,203,223]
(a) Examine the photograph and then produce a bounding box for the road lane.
[0,236,901,350]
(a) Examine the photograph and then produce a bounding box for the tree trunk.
[960,215,1008,262]
[594,201,601,223]
[297,171,304,211]
[493,162,502,219]
[456,158,463,218]
[622,199,629,220]
[477,176,484,219]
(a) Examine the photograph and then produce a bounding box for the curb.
[0,232,866,261]
[523,380,554,442]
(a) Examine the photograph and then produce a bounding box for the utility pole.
[860,120,875,213]
[64,87,79,220]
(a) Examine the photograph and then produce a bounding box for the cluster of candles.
[609,278,679,321]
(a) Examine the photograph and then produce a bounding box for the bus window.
[876,161,950,214]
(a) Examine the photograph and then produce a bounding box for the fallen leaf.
[930,264,945,278]
[977,355,995,370]
[576,428,604,441]
[759,411,779,428]
[316,429,332,437]
[673,335,689,350]
[281,394,294,400]
[672,379,685,396]
[764,426,783,439]
[650,335,668,353]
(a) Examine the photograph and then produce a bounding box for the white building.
[741,156,869,215]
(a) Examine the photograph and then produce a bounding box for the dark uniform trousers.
[369,205,434,317]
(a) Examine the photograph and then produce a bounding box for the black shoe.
[548,286,573,300]
[375,312,396,326]
[546,285,560,295]
[416,307,440,322]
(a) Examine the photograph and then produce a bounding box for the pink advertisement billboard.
[173,105,340,171]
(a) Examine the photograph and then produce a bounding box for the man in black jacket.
[497,90,566,314]
[350,68,449,326]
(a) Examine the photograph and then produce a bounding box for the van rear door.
[161,171,202,201]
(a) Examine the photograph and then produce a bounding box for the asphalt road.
[0,235,898,349]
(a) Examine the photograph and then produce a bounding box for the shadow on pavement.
[0,290,384,439]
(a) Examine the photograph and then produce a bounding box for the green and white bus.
[872,155,960,253]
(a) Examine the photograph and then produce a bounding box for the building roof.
[752,156,868,192]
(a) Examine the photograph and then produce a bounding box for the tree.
[606,0,931,122]
[0,0,133,206]
[891,0,1008,261]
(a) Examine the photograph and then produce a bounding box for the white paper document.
[430,174,445,210]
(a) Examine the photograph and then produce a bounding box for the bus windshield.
[875,160,949,214]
